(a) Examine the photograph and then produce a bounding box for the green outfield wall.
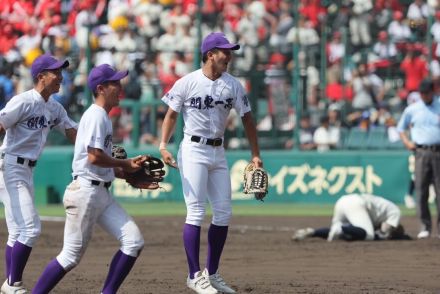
[35,147,412,205]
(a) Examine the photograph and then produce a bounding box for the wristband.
[159,142,167,151]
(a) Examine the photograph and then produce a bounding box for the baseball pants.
[178,136,232,227]
[56,178,144,271]
[0,155,41,247]
[331,195,375,240]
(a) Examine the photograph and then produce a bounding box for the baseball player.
[0,54,77,294]
[159,32,262,294]
[32,64,146,294]
[292,194,407,242]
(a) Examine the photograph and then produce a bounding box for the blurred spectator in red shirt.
[299,0,326,29]
[159,62,181,95]
[400,43,429,92]
[326,74,353,102]
[0,23,17,55]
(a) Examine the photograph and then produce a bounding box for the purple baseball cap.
[31,54,69,80]
[87,64,129,92]
[201,32,240,55]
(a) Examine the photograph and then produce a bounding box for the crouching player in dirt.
[292,194,410,241]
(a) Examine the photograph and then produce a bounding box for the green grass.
[0,202,418,218]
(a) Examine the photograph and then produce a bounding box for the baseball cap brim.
[215,43,240,51]
[105,70,128,82]
[45,59,70,70]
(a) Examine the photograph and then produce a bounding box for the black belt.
[73,176,111,188]
[191,136,223,146]
[1,153,37,167]
[416,144,440,151]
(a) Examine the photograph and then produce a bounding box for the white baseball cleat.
[209,272,236,294]
[292,228,315,241]
[1,280,29,294]
[417,230,430,239]
[187,269,218,294]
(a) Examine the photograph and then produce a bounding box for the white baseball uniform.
[0,89,77,247]
[330,194,401,240]
[162,69,251,226]
[56,104,144,271]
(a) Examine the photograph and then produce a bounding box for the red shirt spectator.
[326,82,353,102]
[0,23,17,54]
[400,45,428,92]
[299,0,326,28]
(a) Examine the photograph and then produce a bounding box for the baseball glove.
[243,162,268,201]
[112,145,128,159]
[125,155,165,190]
[111,145,165,190]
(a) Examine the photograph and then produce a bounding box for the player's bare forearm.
[160,108,179,147]
[87,147,143,172]
[160,108,179,168]
[65,128,77,144]
[242,112,262,167]
[114,167,126,179]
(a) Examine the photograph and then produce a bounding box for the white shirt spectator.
[431,20,440,43]
[351,0,373,15]
[388,20,412,43]
[373,42,397,59]
[407,1,429,20]
[286,26,320,46]
[313,125,340,152]
[133,0,163,38]
[75,9,98,48]
[328,41,345,64]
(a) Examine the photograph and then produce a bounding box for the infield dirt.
[1,215,439,293]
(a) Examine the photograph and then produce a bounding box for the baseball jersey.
[72,104,115,182]
[396,97,440,145]
[161,69,251,138]
[360,194,401,228]
[0,89,77,160]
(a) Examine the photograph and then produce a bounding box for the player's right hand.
[124,155,146,173]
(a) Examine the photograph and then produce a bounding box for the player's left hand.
[160,149,178,169]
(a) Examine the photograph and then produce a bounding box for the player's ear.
[96,84,105,95]
[35,72,46,83]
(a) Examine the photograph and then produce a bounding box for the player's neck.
[202,66,221,81]
[94,97,113,113]
[34,85,50,101]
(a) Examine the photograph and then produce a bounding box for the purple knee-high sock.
[101,251,137,294]
[32,259,66,294]
[206,224,228,275]
[5,245,12,280]
[102,250,123,291]
[183,224,201,279]
[9,241,32,284]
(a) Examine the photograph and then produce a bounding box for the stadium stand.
[0,0,437,150]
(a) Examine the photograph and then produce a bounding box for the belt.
[1,153,37,167]
[73,176,112,188]
[191,136,223,146]
[416,144,440,151]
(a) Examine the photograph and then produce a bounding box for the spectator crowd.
[0,0,439,149]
